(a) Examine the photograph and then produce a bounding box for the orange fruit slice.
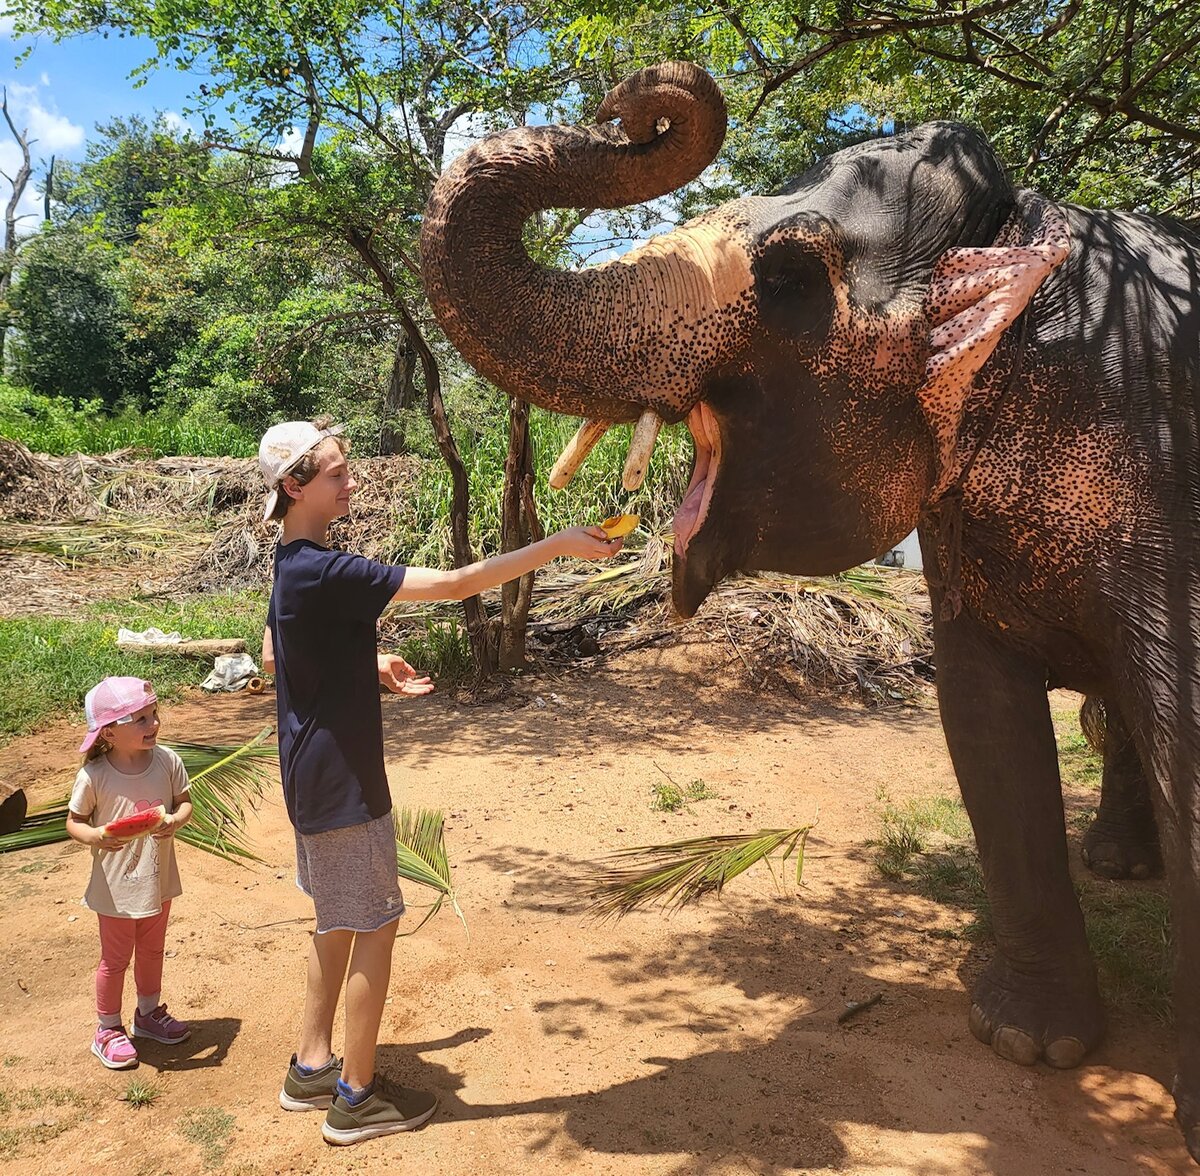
[599,513,640,539]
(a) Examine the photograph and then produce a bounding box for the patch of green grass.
[0,1126,20,1159]
[0,591,268,744]
[179,1107,236,1169]
[1052,707,1103,789]
[121,1077,162,1110]
[395,617,473,689]
[0,383,256,457]
[872,791,1171,1013]
[11,1085,85,1111]
[650,778,718,813]
[1079,882,1172,1020]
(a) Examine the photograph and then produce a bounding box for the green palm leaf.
[394,807,466,936]
[584,825,813,921]
[0,730,277,863]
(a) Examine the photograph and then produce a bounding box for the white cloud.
[39,71,49,87]
[160,110,196,138]
[3,81,84,152]
[0,80,85,234]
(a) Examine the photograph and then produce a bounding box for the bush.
[0,382,255,457]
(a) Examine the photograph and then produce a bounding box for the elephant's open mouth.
[673,401,720,562]
[545,399,722,590]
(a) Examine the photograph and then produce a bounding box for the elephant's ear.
[918,197,1070,492]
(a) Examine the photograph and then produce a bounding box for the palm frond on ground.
[394,807,466,935]
[0,730,276,862]
[584,826,814,920]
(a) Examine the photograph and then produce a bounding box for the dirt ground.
[0,632,1188,1176]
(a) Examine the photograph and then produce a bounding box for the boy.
[259,418,621,1145]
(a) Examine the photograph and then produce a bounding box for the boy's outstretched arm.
[394,526,621,603]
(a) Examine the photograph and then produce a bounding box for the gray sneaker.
[321,1074,438,1145]
[279,1053,342,1111]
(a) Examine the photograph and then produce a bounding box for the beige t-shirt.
[68,746,189,918]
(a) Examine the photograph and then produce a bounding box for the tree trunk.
[378,330,418,455]
[345,225,495,677]
[498,396,542,671]
[0,90,32,366]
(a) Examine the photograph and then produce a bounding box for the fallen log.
[117,637,247,658]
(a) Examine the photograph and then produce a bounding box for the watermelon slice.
[104,805,166,840]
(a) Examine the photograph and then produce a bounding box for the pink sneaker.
[92,1026,138,1069]
[133,1003,190,1044]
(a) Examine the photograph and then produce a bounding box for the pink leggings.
[95,901,171,1019]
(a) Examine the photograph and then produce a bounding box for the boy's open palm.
[378,653,435,697]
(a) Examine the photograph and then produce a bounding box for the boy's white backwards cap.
[258,421,343,522]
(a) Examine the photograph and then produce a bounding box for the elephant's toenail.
[1045,1036,1087,1068]
[993,1026,1039,1066]
[968,1003,992,1044]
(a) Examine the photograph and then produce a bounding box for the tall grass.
[0,592,268,743]
[0,383,256,457]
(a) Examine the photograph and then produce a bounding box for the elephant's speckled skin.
[420,63,1200,1162]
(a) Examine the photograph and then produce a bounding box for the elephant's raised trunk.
[420,63,747,432]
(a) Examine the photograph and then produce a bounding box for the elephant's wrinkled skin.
[420,63,1200,1160]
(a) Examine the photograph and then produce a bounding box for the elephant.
[420,62,1200,1160]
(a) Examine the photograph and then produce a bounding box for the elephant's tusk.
[549,419,612,490]
[622,409,663,491]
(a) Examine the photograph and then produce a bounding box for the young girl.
[65,676,194,1069]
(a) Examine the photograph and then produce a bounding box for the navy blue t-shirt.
[267,539,406,835]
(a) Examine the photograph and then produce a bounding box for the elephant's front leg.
[933,604,1103,1069]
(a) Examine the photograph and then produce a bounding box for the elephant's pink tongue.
[673,402,719,558]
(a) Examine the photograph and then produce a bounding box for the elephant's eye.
[752,238,834,344]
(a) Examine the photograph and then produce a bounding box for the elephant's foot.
[1081,812,1162,880]
[968,957,1104,1069]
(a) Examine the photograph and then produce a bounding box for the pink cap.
[80,677,157,753]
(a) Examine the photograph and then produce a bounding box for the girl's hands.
[556,526,624,560]
[93,828,131,852]
[151,813,177,841]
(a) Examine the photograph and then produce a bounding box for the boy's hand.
[378,653,435,696]
[557,526,625,560]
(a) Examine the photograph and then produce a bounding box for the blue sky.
[1,22,202,224]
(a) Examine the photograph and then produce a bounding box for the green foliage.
[7,226,130,404]
[1079,882,1172,1020]
[50,115,207,243]
[0,382,255,456]
[1052,707,1104,789]
[873,792,990,935]
[0,735,276,862]
[0,592,268,743]
[178,1107,236,1170]
[393,400,693,568]
[872,791,1172,1015]
[650,777,717,813]
[394,618,473,690]
[549,0,1200,215]
[586,826,812,918]
[394,807,466,934]
[120,1077,162,1109]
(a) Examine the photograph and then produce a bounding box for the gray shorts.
[294,812,405,934]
